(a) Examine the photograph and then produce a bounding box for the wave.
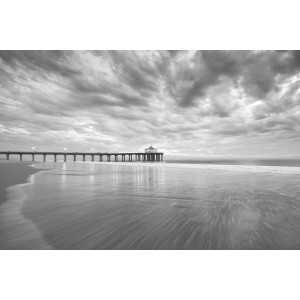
[73,161,300,174]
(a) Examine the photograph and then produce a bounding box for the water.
[3,155,300,167]
[167,158,300,167]
[1,160,300,249]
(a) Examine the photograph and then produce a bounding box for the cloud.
[0,50,300,157]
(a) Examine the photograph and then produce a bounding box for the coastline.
[0,182,53,249]
[1,159,300,249]
[0,160,40,206]
[0,160,53,249]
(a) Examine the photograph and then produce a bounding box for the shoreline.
[0,179,53,250]
[1,159,300,249]
[0,160,41,206]
[0,160,53,249]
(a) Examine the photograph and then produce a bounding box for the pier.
[0,151,164,162]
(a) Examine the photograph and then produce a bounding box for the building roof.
[145,145,156,150]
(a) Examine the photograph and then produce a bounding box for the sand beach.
[0,160,39,205]
[1,160,300,249]
[0,160,53,249]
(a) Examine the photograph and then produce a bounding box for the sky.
[0,50,300,158]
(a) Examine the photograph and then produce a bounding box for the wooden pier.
[0,151,164,162]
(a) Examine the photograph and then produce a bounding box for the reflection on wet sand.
[1,162,300,249]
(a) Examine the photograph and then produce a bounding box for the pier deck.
[0,151,164,162]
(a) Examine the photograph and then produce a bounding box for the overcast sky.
[0,50,300,158]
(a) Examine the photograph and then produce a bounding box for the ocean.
[167,158,300,167]
[1,158,300,249]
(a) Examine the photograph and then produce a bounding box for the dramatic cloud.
[0,50,300,157]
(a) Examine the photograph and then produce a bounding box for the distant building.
[145,146,157,153]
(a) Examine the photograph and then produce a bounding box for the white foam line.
[75,161,300,174]
[0,177,53,250]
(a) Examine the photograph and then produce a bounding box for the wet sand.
[0,160,52,249]
[0,160,39,205]
[15,162,300,249]
[1,161,300,249]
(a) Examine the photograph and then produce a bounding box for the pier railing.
[0,151,164,162]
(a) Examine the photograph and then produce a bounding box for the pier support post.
[83,155,86,162]
[92,155,94,162]
[64,154,67,162]
[6,153,9,160]
[32,154,35,162]
[20,154,22,161]
[99,155,103,162]
[43,154,46,162]
[74,155,76,162]
[54,154,57,162]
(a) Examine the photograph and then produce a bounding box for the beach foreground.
[0,161,52,249]
[1,161,300,249]
[0,161,40,205]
